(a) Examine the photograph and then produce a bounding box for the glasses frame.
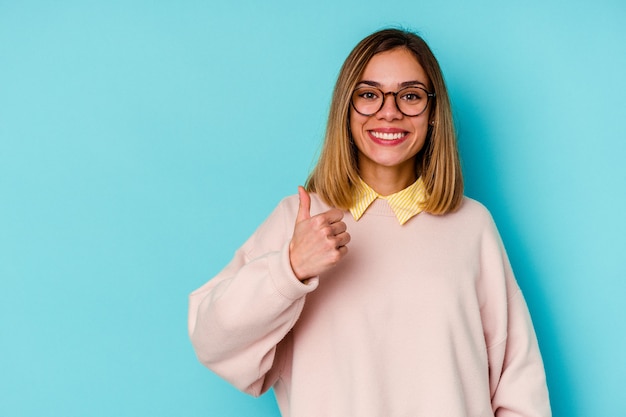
[351,85,435,117]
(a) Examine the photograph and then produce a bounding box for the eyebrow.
[358,80,427,88]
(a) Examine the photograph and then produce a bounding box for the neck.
[359,164,417,196]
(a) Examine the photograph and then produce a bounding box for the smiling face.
[349,47,432,193]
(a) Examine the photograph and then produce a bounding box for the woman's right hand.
[289,186,350,281]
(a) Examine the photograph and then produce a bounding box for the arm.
[489,290,552,417]
[188,199,318,396]
[478,214,551,416]
[188,190,350,396]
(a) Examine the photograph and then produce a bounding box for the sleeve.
[489,291,552,417]
[188,198,319,396]
[477,212,552,417]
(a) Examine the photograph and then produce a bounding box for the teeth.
[370,131,405,140]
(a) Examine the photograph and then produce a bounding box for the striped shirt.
[349,177,427,225]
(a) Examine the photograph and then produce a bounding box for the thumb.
[296,186,311,223]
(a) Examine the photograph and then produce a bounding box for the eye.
[400,88,426,102]
[356,88,380,101]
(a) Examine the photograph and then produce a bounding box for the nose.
[376,92,403,121]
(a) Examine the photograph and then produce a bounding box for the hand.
[289,186,350,281]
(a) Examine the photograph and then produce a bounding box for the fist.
[289,187,351,281]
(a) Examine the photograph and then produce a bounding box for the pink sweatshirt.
[188,194,551,417]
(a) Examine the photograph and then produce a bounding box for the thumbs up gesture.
[289,186,351,281]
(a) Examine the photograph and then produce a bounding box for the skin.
[289,47,432,281]
[289,186,349,281]
[350,47,432,196]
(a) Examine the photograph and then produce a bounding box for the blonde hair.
[306,28,463,214]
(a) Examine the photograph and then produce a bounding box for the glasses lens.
[352,87,383,116]
[395,87,429,116]
[352,86,432,116]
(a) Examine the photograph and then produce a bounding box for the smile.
[369,131,407,140]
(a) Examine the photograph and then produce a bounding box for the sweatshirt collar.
[349,177,427,225]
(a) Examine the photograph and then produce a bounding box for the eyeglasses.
[351,85,435,117]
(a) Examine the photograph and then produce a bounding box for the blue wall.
[1,1,624,416]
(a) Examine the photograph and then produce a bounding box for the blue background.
[1,1,624,416]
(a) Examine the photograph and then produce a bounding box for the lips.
[370,131,407,140]
[367,128,409,145]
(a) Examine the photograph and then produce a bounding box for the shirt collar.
[349,177,427,225]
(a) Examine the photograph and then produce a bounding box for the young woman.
[189,28,551,417]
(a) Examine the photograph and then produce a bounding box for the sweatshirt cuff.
[268,242,319,300]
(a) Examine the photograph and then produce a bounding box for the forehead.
[359,48,429,87]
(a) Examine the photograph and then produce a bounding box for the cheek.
[412,119,431,138]
[349,111,362,131]
[348,117,369,155]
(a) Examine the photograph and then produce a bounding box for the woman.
[189,28,551,417]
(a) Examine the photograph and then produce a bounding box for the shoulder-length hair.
[306,28,463,214]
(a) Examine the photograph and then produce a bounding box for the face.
[349,47,432,185]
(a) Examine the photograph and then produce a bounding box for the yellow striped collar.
[349,177,427,225]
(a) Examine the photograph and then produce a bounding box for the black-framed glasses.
[351,85,435,117]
